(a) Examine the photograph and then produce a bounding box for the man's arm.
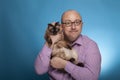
[34,43,52,75]
[65,41,101,80]
[35,30,62,75]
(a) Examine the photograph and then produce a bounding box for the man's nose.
[71,23,76,29]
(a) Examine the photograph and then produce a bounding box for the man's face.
[62,11,82,42]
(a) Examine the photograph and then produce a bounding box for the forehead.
[62,11,81,21]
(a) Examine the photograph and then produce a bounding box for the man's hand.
[50,57,67,69]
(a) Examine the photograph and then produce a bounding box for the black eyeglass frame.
[62,19,82,27]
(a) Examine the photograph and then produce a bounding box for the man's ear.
[60,24,64,32]
[81,22,83,26]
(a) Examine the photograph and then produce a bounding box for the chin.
[64,34,78,42]
[69,35,79,42]
[69,38,76,42]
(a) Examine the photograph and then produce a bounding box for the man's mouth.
[70,30,78,33]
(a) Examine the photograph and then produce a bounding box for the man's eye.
[75,21,81,24]
[66,22,71,25]
[75,21,79,24]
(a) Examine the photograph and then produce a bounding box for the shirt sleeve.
[34,44,52,75]
[64,41,101,80]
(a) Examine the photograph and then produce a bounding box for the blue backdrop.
[0,0,120,80]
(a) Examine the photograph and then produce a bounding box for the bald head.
[61,10,82,23]
[61,10,83,43]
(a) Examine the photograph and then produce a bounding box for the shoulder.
[81,35,100,56]
[81,35,97,46]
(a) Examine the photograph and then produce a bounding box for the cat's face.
[47,22,61,35]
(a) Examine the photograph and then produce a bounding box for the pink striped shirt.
[35,34,101,80]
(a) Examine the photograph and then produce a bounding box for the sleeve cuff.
[65,61,76,74]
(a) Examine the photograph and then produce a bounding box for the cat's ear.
[48,23,53,29]
[55,22,60,26]
[48,23,53,27]
[56,21,59,23]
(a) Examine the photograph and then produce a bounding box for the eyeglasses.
[62,19,82,27]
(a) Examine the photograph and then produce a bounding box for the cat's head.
[47,22,62,35]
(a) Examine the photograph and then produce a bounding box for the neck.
[64,36,74,44]
[64,34,80,44]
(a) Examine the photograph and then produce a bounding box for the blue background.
[0,0,120,80]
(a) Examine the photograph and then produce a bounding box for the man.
[35,10,101,80]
